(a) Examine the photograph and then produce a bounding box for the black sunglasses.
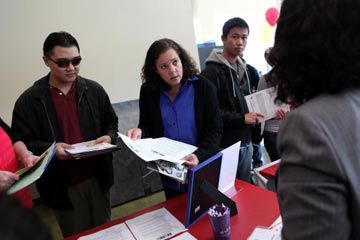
[47,56,82,68]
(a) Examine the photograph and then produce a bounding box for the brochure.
[65,140,120,159]
[147,160,188,184]
[15,146,52,176]
[8,143,56,194]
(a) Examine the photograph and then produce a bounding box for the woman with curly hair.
[270,0,360,239]
[127,38,222,199]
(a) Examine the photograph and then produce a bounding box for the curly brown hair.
[268,0,360,105]
[141,38,198,91]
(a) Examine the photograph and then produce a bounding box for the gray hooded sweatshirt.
[200,48,258,148]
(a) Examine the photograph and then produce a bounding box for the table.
[65,180,279,240]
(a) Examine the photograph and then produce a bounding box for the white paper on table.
[247,215,282,240]
[245,87,290,122]
[171,232,197,240]
[247,227,281,240]
[78,223,135,240]
[269,216,283,233]
[119,133,197,164]
[125,208,187,240]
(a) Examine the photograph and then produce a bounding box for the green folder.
[7,143,56,194]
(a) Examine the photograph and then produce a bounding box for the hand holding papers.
[15,150,48,176]
[245,87,290,122]
[7,143,56,194]
[65,140,120,159]
[119,133,197,183]
[119,134,197,163]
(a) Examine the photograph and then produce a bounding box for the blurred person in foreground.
[269,0,360,239]
[0,193,52,240]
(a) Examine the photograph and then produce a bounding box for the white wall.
[193,0,281,73]
[0,0,198,123]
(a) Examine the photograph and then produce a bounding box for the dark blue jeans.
[236,143,253,182]
[263,131,280,162]
[252,142,263,168]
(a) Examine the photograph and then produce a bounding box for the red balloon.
[265,7,279,26]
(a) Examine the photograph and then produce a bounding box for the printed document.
[125,208,187,240]
[247,227,281,240]
[247,215,282,240]
[119,133,197,164]
[245,87,290,122]
[78,223,135,240]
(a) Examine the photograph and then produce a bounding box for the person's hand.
[95,135,111,144]
[55,142,73,160]
[13,141,38,167]
[127,128,142,140]
[183,154,199,168]
[245,112,264,126]
[21,153,39,167]
[0,171,19,191]
[274,109,286,120]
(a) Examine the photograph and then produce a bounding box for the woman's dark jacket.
[138,75,222,162]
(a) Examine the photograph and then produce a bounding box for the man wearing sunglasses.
[11,31,118,237]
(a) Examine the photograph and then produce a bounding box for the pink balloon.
[265,7,279,26]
